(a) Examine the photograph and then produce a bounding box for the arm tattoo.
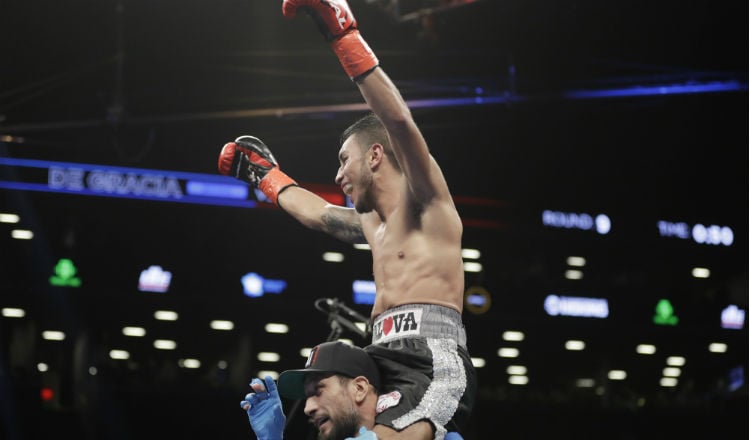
[322,212,366,244]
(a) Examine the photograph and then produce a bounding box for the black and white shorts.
[365,304,477,440]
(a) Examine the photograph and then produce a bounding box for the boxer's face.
[336,136,375,214]
[303,373,360,440]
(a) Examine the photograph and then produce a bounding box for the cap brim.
[277,368,330,400]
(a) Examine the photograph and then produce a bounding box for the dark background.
[0,1,747,438]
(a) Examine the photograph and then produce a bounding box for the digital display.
[542,210,611,235]
[0,157,256,208]
[352,280,376,305]
[138,266,172,293]
[544,294,609,318]
[241,272,287,298]
[657,220,734,246]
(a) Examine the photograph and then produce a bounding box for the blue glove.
[445,433,464,440]
[240,376,286,440]
[345,426,378,439]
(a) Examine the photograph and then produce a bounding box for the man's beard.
[353,169,374,214]
[317,411,361,440]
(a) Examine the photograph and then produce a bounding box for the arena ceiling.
[0,1,747,438]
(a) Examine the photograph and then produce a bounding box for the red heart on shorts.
[383,316,393,335]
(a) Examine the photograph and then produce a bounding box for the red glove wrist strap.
[331,30,379,81]
[259,167,298,205]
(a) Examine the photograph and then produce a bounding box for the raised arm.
[356,68,451,204]
[281,0,452,204]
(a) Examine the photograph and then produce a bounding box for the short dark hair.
[340,112,400,172]
[340,112,386,147]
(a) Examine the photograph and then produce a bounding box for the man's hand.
[281,0,378,80]
[218,135,297,205]
[240,376,286,440]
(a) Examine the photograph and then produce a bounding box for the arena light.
[154,339,177,350]
[498,347,519,358]
[666,356,686,367]
[461,248,481,259]
[2,307,25,318]
[564,270,584,280]
[463,261,482,272]
[11,229,33,239]
[691,267,710,278]
[502,331,524,342]
[42,331,65,341]
[565,340,586,351]
[179,359,201,369]
[109,349,130,360]
[322,252,345,262]
[566,256,586,267]
[122,326,146,337]
[257,370,279,380]
[210,320,234,331]
[0,213,20,223]
[257,352,280,362]
[471,357,486,368]
[265,323,289,334]
[564,80,746,98]
[40,387,56,404]
[508,375,529,385]
[660,377,678,387]
[636,344,657,355]
[154,310,179,321]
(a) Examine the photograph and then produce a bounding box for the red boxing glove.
[282,0,379,81]
[282,0,356,41]
[217,136,297,205]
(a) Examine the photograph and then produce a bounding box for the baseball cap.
[277,341,381,400]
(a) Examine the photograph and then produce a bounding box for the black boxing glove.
[218,136,297,205]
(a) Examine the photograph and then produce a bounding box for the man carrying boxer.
[240,341,463,440]
[219,1,476,439]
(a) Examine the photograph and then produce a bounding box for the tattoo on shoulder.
[322,212,365,243]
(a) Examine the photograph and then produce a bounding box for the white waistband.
[371,304,466,346]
